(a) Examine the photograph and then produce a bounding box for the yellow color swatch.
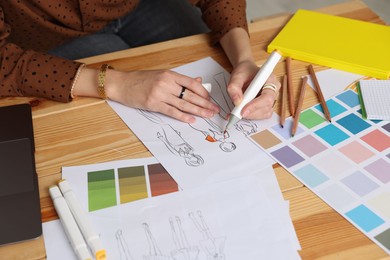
[267,9,390,79]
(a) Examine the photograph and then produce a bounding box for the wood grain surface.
[1,1,389,259]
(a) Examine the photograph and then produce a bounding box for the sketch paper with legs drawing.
[58,166,300,259]
[108,57,277,189]
[43,158,300,259]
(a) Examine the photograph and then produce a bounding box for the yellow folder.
[267,9,390,79]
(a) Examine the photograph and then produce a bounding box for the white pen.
[224,50,282,131]
[58,179,106,260]
[49,185,92,260]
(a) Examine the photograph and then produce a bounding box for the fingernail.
[205,110,214,118]
[232,95,241,106]
[242,109,249,118]
[188,117,196,123]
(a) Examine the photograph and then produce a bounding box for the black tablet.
[0,104,42,246]
[0,103,35,150]
[0,138,42,245]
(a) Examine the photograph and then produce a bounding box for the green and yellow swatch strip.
[88,169,117,211]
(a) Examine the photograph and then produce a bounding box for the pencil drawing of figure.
[212,72,258,136]
[137,109,204,167]
[234,118,258,136]
[212,72,232,119]
[189,116,236,152]
[169,216,200,260]
[142,223,171,260]
[115,229,134,260]
[189,211,226,260]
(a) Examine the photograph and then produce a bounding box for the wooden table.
[1,1,389,259]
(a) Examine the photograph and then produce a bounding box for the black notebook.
[0,104,42,245]
[0,104,35,149]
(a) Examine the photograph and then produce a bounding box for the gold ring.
[261,83,278,93]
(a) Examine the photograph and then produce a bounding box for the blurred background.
[246,0,390,23]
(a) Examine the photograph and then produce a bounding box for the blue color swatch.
[336,113,371,134]
[335,90,360,108]
[346,205,385,232]
[315,124,349,146]
[294,164,329,188]
[315,99,347,118]
[272,118,304,139]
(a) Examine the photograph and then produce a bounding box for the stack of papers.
[43,158,301,259]
[358,80,390,120]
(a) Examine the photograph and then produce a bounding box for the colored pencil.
[308,64,331,122]
[292,76,308,137]
[280,74,287,127]
[286,57,295,117]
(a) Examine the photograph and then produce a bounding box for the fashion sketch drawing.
[137,109,204,167]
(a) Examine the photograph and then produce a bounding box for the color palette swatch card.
[358,80,390,120]
[250,90,390,254]
[62,157,179,212]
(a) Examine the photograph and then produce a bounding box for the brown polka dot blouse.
[0,0,248,102]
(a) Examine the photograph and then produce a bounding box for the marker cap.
[96,249,107,260]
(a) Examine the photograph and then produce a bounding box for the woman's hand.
[104,69,220,123]
[227,60,281,120]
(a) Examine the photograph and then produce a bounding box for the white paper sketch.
[137,109,204,167]
[108,57,276,189]
[116,229,134,260]
[143,223,171,260]
[210,72,231,119]
[189,211,226,260]
[45,160,301,259]
[188,116,236,153]
[211,71,258,136]
[169,216,200,260]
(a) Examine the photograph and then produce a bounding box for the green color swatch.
[88,169,117,211]
[300,109,326,129]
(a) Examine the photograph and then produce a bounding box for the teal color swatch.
[337,113,371,134]
[315,124,349,146]
[315,99,347,118]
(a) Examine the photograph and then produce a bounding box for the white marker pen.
[224,50,282,131]
[49,185,92,260]
[58,179,106,260]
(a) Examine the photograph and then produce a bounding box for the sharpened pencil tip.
[281,125,284,128]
